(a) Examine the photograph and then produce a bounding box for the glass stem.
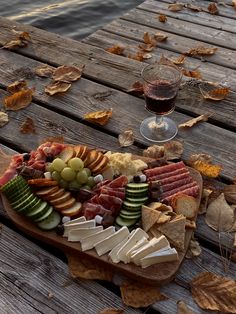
[155,115,164,127]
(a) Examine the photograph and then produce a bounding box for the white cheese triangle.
[125,237,149,263]
[140,248,178,268]
[81,226,115,251]
[108,235,130,263]
[63,219,95,237]
[63,216,86,226]
[68,226,103,242]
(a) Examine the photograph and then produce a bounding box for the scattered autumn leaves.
[2,30,31,50]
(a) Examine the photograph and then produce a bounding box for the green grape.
[46,163,54,172]
[82,185,91,191]
[61,167,76,181]
[84,168,91,177]
[68,157,84,171]
[59,179,69,188]
[52,158,66,172]
[69,180,82,190]
[76,169,88,184]
[51,171,61,182]
[87,176,96,188]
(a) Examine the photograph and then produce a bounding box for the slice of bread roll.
[171,194,198,220]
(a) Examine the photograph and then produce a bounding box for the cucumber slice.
[125,196,148,203]
[26,201,49,220]
[37,211,61,230]
[120,209,141,216]
[2,176,27,193]
[34,206,53,223]
[10,190,34,207]
[126,183,149,190]
[15,196,39,214]
[123,201,142,211]
[13,193,37,211]
[115,216,138,227]
[125,189,148,198]
[9,186,31,202]
[120,212,141,220]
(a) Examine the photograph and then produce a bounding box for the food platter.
[1,150,202,286]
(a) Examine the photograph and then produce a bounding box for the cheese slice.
[117,228,148,264]
[64,216,86,226]
[140,247,178,268]
[125,237,149,263]
[63,219,95,237]
[131,235,170,265]
[108,234,131,263]
[95,226,130,256]
[81,226,115,251]
[68,226,103,242]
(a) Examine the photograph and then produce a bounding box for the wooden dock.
[0,0,236,313]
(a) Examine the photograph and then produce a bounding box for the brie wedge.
[95,226,130,256]
[64,216,86,226]
[81,226,115,251]
[125,237,149,263]
[108,234,131,263]
[68,226,103,242]
[63,219,95,237]
[140,247,178,268]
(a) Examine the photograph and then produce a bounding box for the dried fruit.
[158,14,167,22]
[178,114,209,128]
[84,109,113,126]
[118,129,134,147]
[154,32,168,42]
[4,88,34,111]
[53,65,84,83]
[190,160,222,178]
[0,112,9,128]
[35,65,54,78]
[223,185,236,204]
[106,45,125,55]
[208,3,219,14]
[168,3,184,11]
[20,117,36,134]
[45,81,71,95]
[177,300,196,313]
[191,272,236,313]
[127,81,144,95]
[201,87,230,101]
[182,69,202,79]
[98,309,124,314]
[184,46,217,56]
[7,80,27,94]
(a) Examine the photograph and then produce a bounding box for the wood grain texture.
[0,224,142,314]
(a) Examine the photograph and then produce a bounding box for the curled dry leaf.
[0,112,9,128]
[106,45,125,55]
[53,65,84,83]
[185,4,202,12]
[47,292,54,299]
[12,30,31,42]
[205,193,234,231]
[191,272,236,313]
[4,88,34,111]
[178,114,209,128]
[143,145,165,159]
[184,46,217,56]
[35,65,54,78]
[164,140,183,160]
[159,55,178,69]
[128,51,145,62]
[143,53,153,59]
[172,54,186,65]
[118,129,134,147]
[84,109,113,126]
[2,31,31,50]
[188,153,212,164]
[45,81,71,95]
[208,3,219,14]
[201,87,230,101]
[98,309,124,314]
[127,81,144,95]
[199,188,213,214]
[158,14,167,22]
[168,3,184,11]
[190,160,222,178]
[186,239,202,259]
[20,117,36,134]
[138,43,155,52]
[224,185,236,204]
[143,32,155,45]
[182,69,202,80]
[177,300,196,314]
[7,80,27,94]
[154,32,168,42]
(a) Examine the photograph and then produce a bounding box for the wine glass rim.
[141,63,182,85]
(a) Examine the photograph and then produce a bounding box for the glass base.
[140,116,178,143]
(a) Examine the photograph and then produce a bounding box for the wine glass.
[140,63,182,143]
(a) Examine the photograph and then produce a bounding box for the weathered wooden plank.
[139,0,236,33]
[0,224,142,314]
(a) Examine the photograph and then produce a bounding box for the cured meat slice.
[148,167,189,182]
[161,181,198,199]
[83,202,111,220]
[98,194,123,216]
[144,161,185,178]
[93,180,111,193]
[108,175,128,188]
[162,176,193,192]
[89,195,99,204]
[100,187,125,200]
[159,172,190,186]
[0,154,24,186]
[162,185,200,203]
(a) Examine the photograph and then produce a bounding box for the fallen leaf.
[143,53,153,59]
[128,51,145,61]
[4,89,34,111]
[127,81,144,95]
[224,185,236,204]
[168,3,184,11]
[201,87,230,101]
[186,239,202,259]
[164,140,184,160]
[98,309,124,314]
[138,43,155,52]
[20,117,36,134]
[208,3,219,14]
[182,69,202,80]
[158,14,167,22]
[40,136,64,144]
[188,153,212,164]
[120,280,167,308]
[178,114,209,128]
[185,4,202,12]
[106,45,125,55]
[12,30,31,41]
[154,32,168,41]
[190,160,222,178]
[47,292,54,299]
[159,55,178,68]
[143,32,153,45]
[172,55,186,65]
[118,129,134,147]
[7,80,27,94]
[184,46,217,56]
[177,300,196,313]
[205,193,234,231]
[84,109,113,126]
[45,81,71,95]
[53,65,84,83]
[199,188,213,214]
[2,39,26,50]
[0,112,9,128]
[35,65,54,78]
[143,145,165,159]
[191,272,236,313]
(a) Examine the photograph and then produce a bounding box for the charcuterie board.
[1,151,202,285]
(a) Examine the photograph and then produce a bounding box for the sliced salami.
[159,172,190,185]
[100,187,126,200]
[108,175,128,188]
[144,161,185,178]
[161,181,197,199]
[83,202,111,220]
[161,176,193,192]
[162,185,199,203]
[98,194,123,216]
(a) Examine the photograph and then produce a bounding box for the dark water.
[0,0,143,40]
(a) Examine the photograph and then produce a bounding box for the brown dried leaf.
[47,292,54,299]
[205,193,234,231]
[184,46,217,56]
[199,188,213,214]
[20,117,36,134]
[201,87,230,101]
[224,185,236,204]
[186,239,202,259]
[2,39,26,50]
[45,81,71,95]
[143,32,152,44]
[40,136,64,144]
[177,300,196,313]
[159,55,175,66]
[0,112,9,128]
[98,309,124,314]
[127,81,144,95]
[84,109,113,126]
[164,140,183,160]
[158,14,167,22]
[120,279,167,308]
[12,30,31,41]
[188,153,212,164]
[154,32,168,42]
[178,114,209,128]
[118,129,134,147]
[186,4,202,12]
[143,145,165,159]
[143,53,153,59]
[128,51,145,62]
[4,88,34,111]
[172,54,186,65]
[35,65,54,78]
[182,69,202,79]
[53,65,84,83]
[191,272,236,313]
[7,80,27,94]
[208,3,219,14]
[138,43,155,52]
[190,160,222,178]
[106,45,125,55]
[168,3,184,11]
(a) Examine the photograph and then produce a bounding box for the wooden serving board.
[1,161,202,286]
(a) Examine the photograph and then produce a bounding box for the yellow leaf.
[154,32,168,42]
[45,81,71,95]
[35,65,54,78]
[178,114,209,128]
[53,65,84,83]
[84,109,113,126]
[4,89,34,111]
[201,87,230,101]
[191,160,222,178]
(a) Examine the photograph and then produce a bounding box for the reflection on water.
[0,0,143,40]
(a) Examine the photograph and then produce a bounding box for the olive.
[22,153,30,161]
[55,224,64,236]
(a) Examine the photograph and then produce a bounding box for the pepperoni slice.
[144,161,185,178]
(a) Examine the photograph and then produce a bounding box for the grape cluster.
[48,157,96,190]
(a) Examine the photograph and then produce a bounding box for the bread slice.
[61,202,82,217]
[50,192,72,206]
[88,151,104,170]
[54,197,76,211]
[92,155,109,174]
[58,146,75,162]
[84,150,98,166]
[44,188,65,201]
[80,146,89,161]
[171,194,198,220]
[35,186,59,197]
